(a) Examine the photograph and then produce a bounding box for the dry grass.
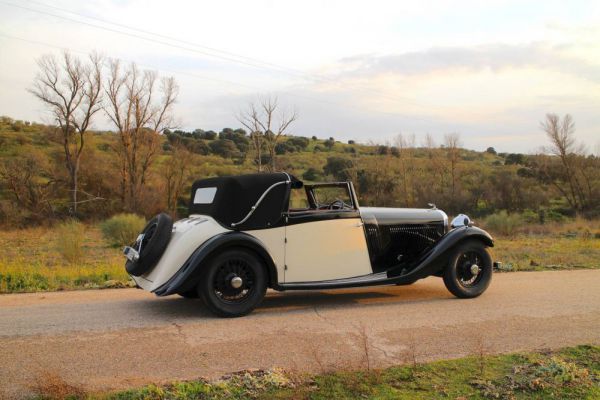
[491,234,600,271]
[0,218,598,293]
[30,371,85,399]
[0,225,130,293]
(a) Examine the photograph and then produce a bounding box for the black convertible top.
[188,172,302,230]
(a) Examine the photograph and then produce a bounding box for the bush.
[55,220,85,264]
[483,211,523,236]
[100,213,146,247]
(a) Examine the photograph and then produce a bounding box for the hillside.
[0,115,596,227]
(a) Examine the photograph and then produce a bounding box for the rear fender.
[153,232,279,296]
[390,226,494,282]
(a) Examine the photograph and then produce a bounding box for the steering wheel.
[328,199,349,210]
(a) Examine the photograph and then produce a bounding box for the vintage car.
[124,172,494,317]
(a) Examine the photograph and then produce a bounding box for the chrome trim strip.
[282,271,388,288]
[230,177,291,227]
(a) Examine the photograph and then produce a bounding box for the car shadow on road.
[145,282,451,319]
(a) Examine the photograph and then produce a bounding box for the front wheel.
[198,248,267,317]
[443,240,492,298]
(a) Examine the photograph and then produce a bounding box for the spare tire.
[126,213,173,276]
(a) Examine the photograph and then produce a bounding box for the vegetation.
[1,113,599,228]
[100,213,147,247]
[0,226,129,293]
[30,345,600,399]
[0,217,597,293]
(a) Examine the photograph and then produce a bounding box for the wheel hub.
[230,276,243,289]
[470,264,480,276]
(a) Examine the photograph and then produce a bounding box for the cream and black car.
[124,172,495,317]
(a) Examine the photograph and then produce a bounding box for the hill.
[0,115,596,227]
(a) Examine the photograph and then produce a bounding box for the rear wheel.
[443,240,492,298]
[198,248,267,317]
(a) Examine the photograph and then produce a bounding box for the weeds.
[100,213,146,247]
[0,225,130,293]
[55,219,85,264]
[47,345,596,400]
[30,371,85,400]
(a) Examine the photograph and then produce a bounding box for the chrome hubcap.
[230,276,243,289]
[470,264,480,275]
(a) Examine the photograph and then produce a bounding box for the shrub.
[483,211,523,236]
[100,213,146,247]
[55,219,85,264]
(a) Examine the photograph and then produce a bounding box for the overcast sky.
[0,0,599,153]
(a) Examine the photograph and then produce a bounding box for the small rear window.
[193,187,217,204]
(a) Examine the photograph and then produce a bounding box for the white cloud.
[0,0,598,153]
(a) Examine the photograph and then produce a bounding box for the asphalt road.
[1,270,599,398]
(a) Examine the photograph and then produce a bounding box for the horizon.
[1,0,599,154]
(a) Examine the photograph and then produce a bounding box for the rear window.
[193,187,217,204]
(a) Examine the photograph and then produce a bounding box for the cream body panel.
[284,218,372,282]
[132,215,229,291]
[243,227,286,282]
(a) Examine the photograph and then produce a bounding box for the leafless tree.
[395,133,416,206]
[161,144,193,216]
[29,51,103,216]
[541,114,582,210]
[105,60,178,213]
[444,132,462,199]
[423,134,447,195]
[238,96,297,172]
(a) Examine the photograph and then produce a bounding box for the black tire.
[125,213,173,276]
[178,289,199,299]
[198,248,267,318]
[443,240,493,298]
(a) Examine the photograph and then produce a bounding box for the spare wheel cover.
[126,213,173,276]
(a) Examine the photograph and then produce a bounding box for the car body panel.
[244,226,286,282]
[131,215,228,291]
[284,217,372,282]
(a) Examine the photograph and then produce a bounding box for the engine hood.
[359,207,448,226]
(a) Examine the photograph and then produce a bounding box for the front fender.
[152,231,278,296]
[391,226,494,283]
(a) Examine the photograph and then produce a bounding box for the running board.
[279,272,400,290]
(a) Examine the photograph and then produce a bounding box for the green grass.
[0,223,598,293]
[30,345,600,399]
[492,234,600,272]
[0,225,131,293]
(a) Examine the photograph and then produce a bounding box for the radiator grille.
[365,223,445,272]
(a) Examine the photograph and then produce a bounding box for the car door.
[284,210,372,283]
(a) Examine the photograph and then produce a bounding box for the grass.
[0,220,598,294]
[29,345,600,399]
[0,225,131,293]
[492,234,600,271]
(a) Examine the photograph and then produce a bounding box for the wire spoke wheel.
[443,240,493,299]
[457,251,484,288]
[212,258,255,303]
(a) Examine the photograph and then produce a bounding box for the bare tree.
[444,133,462,199]
[540,113,596,213]
[423,134,447,196]
[395,133,415,206]
[29,51,103,216]
[105,60,178,213]
[161,144,193,216]
[238,96,297,172]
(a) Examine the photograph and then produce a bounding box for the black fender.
[390,226,494,284]
[152,232,279,296]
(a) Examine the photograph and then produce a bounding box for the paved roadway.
[1,270,599,398]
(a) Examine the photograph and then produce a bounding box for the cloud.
[335,42,600,82]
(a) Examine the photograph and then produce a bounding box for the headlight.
[451,214,471,228]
